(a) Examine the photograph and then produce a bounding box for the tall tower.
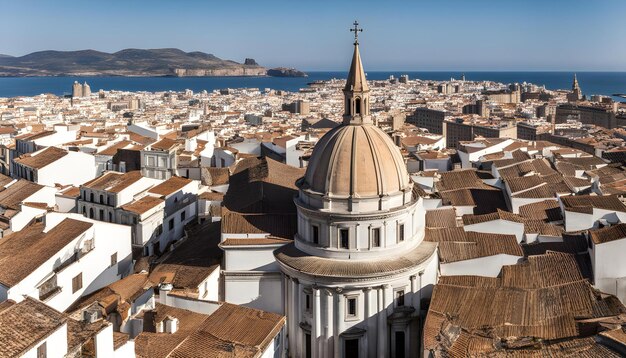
[569,73,582,102]
[275,22,438,358]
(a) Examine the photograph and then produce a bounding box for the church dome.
[302,123,410,198]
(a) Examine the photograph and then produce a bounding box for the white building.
[13,146,97,186]
[0,213,132,312]
[589,224,626,304]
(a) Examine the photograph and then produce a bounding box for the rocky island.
[0,48,307,77]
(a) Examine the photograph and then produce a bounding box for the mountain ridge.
[0,48,307,77]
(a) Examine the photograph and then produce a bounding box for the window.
[72,273,83,293]
[345,338,359,358]
[398,224,405,242]
[90,192,94,202]
[311,225,319,245]
[346,296,357,318]
[99,209,104,220]
[305,292,312,312]
[159,156,167,168]
[340,228,349,249]
[37,342,46,358]
[155,224,163,236]
[355,98,361,115]
[180,210,186,222]
[108,212,113,222]
[100,194,104,204]
[169,218,175,231]
[89,208,94,219]
[110,252,117,267]
[396,290,405,307]
[371,227,381,248]
[147,156,155,166]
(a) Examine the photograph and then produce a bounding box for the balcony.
[38,275,61,301]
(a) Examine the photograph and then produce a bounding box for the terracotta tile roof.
[438,232,523,263]
[60,185,81,198]
[462,209,526,225]
[437,169,493,192]
[0,219,92,287]
[98,140,133,156]
[168,303,285,358]
[0,173,12,187]
[150,137,180,151]
[221,209,297,240]
[0,298,67,358]
[0,179,43,210]
[121,196,164,215]
[275,241,437,279]
[425,208,457,228]
[135,303,210,358]
[14,146,68,169]
[200,167,230,186]
[149,222,222,290]
[518,200,563,222]
[590,223,626,245]
[561,195,626,213]
[424,252,626,356]
[424,227,469,243]
[198,191,224,201]
[148,176,193,197]
[69,273,154,318]
[439,188,508,214]
[505,175,545,193]
[15,130,55,141]
[82,171,143,193]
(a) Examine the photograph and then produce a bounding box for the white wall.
[440,254,522,277]
[463,220,525,243]
[22,323,68,358]
[38,151,97,186]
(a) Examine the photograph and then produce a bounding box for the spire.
[343,21,371,125]
[344,21,369,93]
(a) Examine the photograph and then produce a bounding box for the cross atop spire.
[350,20,363,44]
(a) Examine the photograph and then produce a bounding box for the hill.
[0,48,306,77]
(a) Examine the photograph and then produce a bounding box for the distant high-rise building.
[72,81,82,97]
[71,81,91,98]
[82,82,91,97]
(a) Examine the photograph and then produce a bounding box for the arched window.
[100,194,104,204]
[109,212,113,222]
[89,208,94,219]
[90,193,94,202]
[355,98,361,115]
[82,206,86,216]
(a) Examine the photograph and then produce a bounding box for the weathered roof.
[0,218,92,287]
[82,171,143,193]
[0,179,43,210]
[518,200,563,222]
[561,194,626,213]
[221,209,297,240]
[121,195,164,215]
[438,232,523,263]
[425,208,457,228]
[13,146,68,169]
[148,176,193,197]
[0,298,67,358]
[590,223,626,245]
[168,303,285,358]
[424,252,626,356]
[462,209,526,226]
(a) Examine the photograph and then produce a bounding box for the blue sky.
[1,0,625,71]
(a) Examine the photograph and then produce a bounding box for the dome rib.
[303,124,410,199]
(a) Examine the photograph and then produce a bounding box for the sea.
[0,71,625,102]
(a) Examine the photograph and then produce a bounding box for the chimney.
[165,316,179,334]
[159,282,173,305]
